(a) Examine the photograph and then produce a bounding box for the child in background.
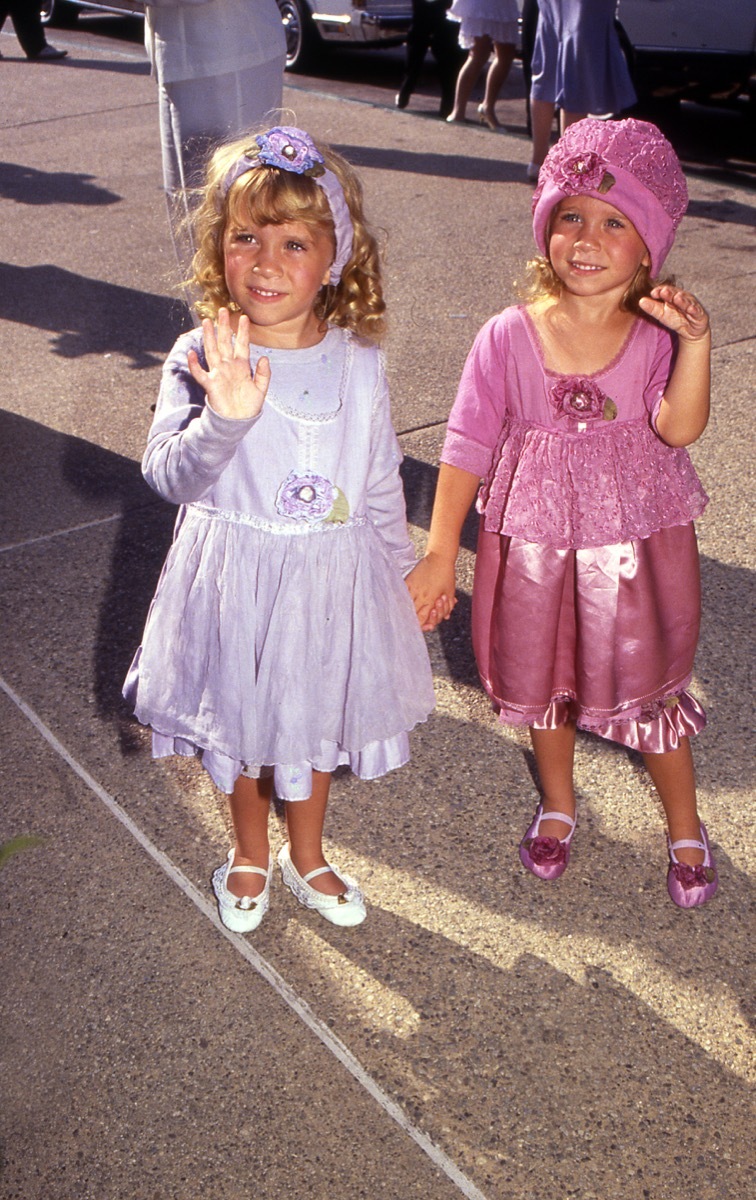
[125,127,435,933]
[410,118,717,908]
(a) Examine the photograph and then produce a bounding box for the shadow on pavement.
[0,263,190,367]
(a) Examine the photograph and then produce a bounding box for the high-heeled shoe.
[667,823,718,908]
[477,104,501,131]
[519,804,576,880]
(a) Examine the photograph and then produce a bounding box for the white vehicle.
[617,0,756,105]
[40,0,413,72]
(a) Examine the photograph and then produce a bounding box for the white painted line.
[0,673,491,1200]
[0,513,123,555]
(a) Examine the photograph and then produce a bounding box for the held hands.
[187,308,271,419]
[638,286,710,344]
[406,553,457,633]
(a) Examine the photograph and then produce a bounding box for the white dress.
[448,0,520,48]
[123,326,436,798]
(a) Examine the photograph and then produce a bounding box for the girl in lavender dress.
[409,119,718,908]
[124,127,435,933]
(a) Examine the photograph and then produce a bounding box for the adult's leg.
[480,40,515,127]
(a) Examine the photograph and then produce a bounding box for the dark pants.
[398,0,461,117]
[0,2,47,58]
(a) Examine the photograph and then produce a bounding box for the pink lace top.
[442,306,708,549]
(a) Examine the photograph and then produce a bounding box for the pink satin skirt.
[472,522,706,753]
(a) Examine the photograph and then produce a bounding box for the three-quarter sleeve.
[441,314,510,480]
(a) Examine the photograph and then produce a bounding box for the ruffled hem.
[479,416,708,549]
[454,18,519,48]
[491,688,706,754]
[151,731,411,796]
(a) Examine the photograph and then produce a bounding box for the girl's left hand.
[187,308,271,419]
[638,286,710,344]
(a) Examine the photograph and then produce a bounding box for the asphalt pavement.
[1,24,754,1200]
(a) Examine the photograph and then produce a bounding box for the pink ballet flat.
[667,822,718,909]
[519,804,576,880]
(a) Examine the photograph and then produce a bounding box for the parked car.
[617,0,756,106]
[39,0,413,72]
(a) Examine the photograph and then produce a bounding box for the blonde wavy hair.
[189,132,386,341]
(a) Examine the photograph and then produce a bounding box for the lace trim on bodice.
[188,501,367,536]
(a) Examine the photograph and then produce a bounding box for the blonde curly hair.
[189,132,386,341]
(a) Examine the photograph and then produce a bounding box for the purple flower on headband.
[552,151,613,195]
[551,378,616,424]
[255,127,325,178]
[276,471,337,522]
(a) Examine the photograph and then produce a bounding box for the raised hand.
[639,286,710,344]
[187,308,271,419]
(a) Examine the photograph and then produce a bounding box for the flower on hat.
[255,127,325,178]
[552,151,611,194]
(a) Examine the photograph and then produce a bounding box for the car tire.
[277,0,319,73]
[40,0,80,27]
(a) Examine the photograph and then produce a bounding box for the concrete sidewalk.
[1,35,754,1200]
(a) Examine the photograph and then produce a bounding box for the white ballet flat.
[212,850,271,934]
[277,843,366,927]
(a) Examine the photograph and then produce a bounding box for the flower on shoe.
[255,127,325,177]
[526,836,567,866]
[671,861,715,888]
[276,470,338,522]
[551,377,616,424]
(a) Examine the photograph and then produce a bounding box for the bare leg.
[559,108,586,134]
[642,740,704,865]
[446,36,492,122]
[285,770,345,896]
[529,722,577,838]
[529,97,557,167]
[227,774,273,898]
[480,41,516,127]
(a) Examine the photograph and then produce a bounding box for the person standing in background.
[445,0,520,130]
[395,0,462,119]
[527,0,636,180]
[0,1,67,59]
[144,0,286,285]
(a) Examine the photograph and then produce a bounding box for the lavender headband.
[221,126,353,285]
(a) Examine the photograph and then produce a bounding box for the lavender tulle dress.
[123,326,435,798]
[442,307,708,754]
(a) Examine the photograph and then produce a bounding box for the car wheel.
[40,0,80,27]
[277,0,319,73]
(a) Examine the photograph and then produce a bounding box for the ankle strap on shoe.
[541,810,575,829]
[669,838,705,853]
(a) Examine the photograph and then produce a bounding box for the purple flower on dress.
[526,837,567,867]
[551,377,612,423]
[552,151,613,195]
[255,127,325,178]
[276,471,337,522]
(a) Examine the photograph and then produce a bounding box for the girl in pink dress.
[409,118,717,908]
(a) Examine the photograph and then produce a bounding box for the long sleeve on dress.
[365,363,417,577]
[142,346,260,505]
